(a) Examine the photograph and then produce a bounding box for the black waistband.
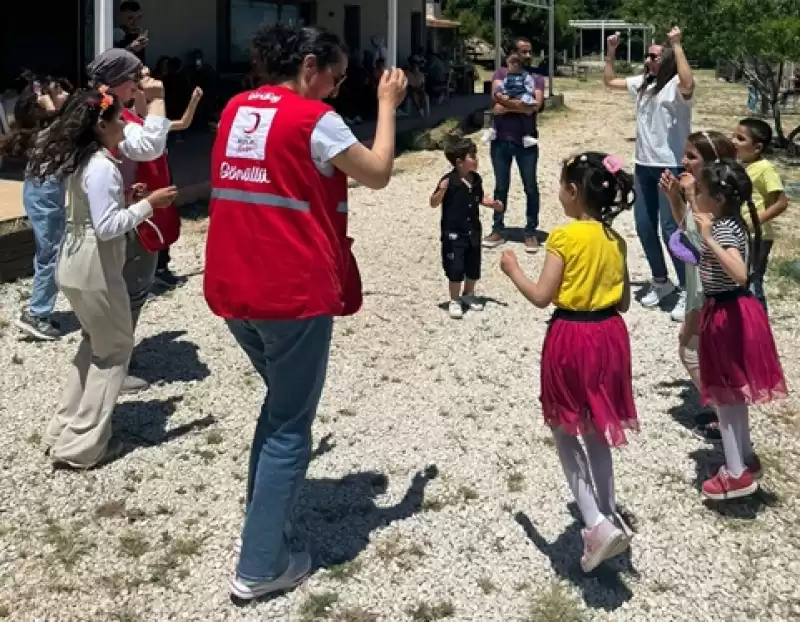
[551,306,618,322]
[706,288,750,302]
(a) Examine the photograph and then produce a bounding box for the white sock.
[553,428,603,528]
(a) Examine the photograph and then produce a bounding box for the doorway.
[343,5,361,53]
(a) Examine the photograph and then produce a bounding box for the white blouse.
[79,150,153,241]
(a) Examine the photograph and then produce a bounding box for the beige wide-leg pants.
[45,231,134,468]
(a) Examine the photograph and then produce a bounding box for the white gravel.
[1,76,800,621]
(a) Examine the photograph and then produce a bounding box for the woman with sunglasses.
[205,23,407,601]
[603,26,695,323]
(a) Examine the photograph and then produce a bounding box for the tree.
[621,0,800,152]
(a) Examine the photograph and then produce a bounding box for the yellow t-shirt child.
[546,220,626,311]
[744,159,784,240]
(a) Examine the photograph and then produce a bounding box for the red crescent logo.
[244,112,261,134]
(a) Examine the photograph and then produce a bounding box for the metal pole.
[495,0,502,71]
[387,0,398,67]
[601,22,605,60]
[627,27,631,63]
[547,0,554,96]
[94,0,113,56]
[579,29,583,59]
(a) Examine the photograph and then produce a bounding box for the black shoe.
[154,268,186,289]
[14,311,62,341]
[694,410,718,427]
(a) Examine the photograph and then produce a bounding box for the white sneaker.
[448,300,464,319]
[640,280,675,308]
[670,290,687,322]
[229,551,312,602]
[522,136,539,148]
[461,294,484,311]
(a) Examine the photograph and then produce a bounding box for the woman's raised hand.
[378,68,408,109]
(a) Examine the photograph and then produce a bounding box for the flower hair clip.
[602,155,624,175]
[90,85,113,112]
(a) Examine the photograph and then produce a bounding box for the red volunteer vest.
[203,86,362,320]
[121,109,181,252]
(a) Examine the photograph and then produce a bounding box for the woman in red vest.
[205,24,406,601]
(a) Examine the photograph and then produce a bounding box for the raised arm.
[118,78,170,162]
[331,69,407,190]
[667,27,695,98]
[170,87,203,132]
[603,32,628,90]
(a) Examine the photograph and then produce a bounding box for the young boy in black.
[430,137,503,318]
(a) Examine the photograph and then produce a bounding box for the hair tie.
[602,154,623,175]
[90,87,113,112]
[602,181,610,188]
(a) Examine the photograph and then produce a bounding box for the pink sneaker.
[580,518,629,573]
[702,467,758,501]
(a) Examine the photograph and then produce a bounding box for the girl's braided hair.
[698,158,761,272]
[561,152,635,225]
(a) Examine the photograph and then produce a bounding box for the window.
[228,0,304,65]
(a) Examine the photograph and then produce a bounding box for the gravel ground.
[1,74,800,622]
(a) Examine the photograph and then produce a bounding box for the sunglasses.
[332,72,347,90]
[646,53,659,61]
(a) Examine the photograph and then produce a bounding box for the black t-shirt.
[437,169,483,237]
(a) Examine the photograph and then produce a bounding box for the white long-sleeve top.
[118,114,172,189]
[80,150,153,241]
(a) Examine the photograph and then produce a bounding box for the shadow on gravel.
[688,447,781,520]
[292,465,439,571]
[131,330,211,385]
[436,296,508,312]
[494,227,550,246]
[112,396,216,453]
[514,508,637,612]
[656,378,706,431]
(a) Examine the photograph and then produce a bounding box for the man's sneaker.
[448,300,464,319]
[580,518,629,573]
[229,551,312,603]
[154,268,185,289]
[640,280,675,308]
[524,236,540,253]
[702,466,758,501]
[14,310,62,341]
[482,232,505,248]
[461,294,484,312]
[670,290,687,322]
[121,375,150,394]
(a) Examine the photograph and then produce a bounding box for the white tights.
[716,404,754,477]
[552,427,615,528]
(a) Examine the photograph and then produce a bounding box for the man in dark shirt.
[430,137,503,319]
[483,36,545,253]
[114,1,148,63]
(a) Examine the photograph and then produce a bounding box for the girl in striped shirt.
[691,159,787,501]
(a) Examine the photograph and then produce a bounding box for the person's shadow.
[655,378,704,432]
[291,465,439,570]
[492,227,550,246]
[514,504,637,612]
[111,396,216,455]
[131,330,210,385]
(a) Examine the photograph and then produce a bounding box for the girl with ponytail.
[500,152,638,573]
[690,158,787,501]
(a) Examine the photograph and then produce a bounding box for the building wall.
[125,0,422,71]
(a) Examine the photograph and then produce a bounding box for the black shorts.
[441,231,481,282]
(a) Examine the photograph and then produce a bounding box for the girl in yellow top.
[500,152,638,574]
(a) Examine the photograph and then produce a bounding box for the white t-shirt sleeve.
[664,75,693,106]
[626,75,644,101]
[309,112,359,172]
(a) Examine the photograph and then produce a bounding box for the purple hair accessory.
[668,229,701,266]
[602,155,624,174]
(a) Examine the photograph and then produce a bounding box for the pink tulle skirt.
[540,309,639,447]
[699,290,788,406]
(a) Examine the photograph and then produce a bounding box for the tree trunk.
[772,61,787,146]
[787,123,800,157]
